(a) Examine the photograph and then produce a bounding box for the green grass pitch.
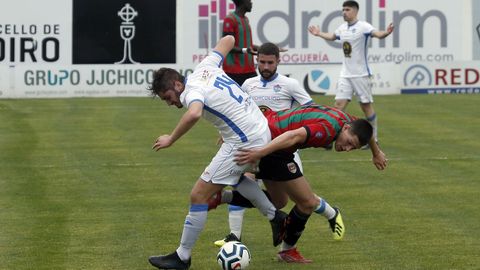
[1,95,479,269]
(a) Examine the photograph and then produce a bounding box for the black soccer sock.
[230,190,272,208]
[283,205,311,247]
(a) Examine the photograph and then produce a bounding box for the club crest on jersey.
[273,84,282,92]
[343,42,352,58]
[201,70,210,81]
[315,132,323,138]
[287,162,297,174]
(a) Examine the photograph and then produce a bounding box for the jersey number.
[213,75,243,104]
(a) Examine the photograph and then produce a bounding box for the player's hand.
[386,22,394,34]
[216,136,224,146]
[152,135,174,151]
[248,47,258,55]
[308,25,321,36]
[234,148,262,165]
[372,150,388,170]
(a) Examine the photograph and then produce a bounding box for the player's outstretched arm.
[369,137,388,170]
[308,25,336,41]
[213,35,235,59]
[372,22,394,39]
[234,128,307,165]
[152,101,203,151]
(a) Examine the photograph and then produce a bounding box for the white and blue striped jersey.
[335,20,375,78]
[180,51,269,144]
[242,73,313,112]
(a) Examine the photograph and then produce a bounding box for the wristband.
[241,48,248,54]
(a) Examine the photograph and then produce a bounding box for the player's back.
[265,104,355,139]
[182,52,268,143]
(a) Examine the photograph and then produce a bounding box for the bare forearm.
[170,111,201,143]
[369,136,381,156]
[373,30,390,39]
[372,23,394,39]
[317,32,336,41]
[308,26,336,41]
[259,130,305,157]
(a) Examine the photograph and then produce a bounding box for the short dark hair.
[350,119,372,146]
[258,42,280,58]
[232,0,242,6]
[343,0,359,9]
[148,68,184,97]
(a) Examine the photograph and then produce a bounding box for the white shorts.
[335,76,373,104]
[201,132,271,186]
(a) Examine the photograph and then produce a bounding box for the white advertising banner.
[0,0,72,65]
[182,0,471,67]
[0,0,476,98]
[400,61,480,94]
[0,65,11,97]
[283,63,400,96]
[8,65,176,98]
[473,0,480,60]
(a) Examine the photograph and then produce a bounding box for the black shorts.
[255,151,303,182]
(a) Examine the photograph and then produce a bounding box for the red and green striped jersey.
[222,12,255,74]
[264,105,357,150]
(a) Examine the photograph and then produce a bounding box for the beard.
[259,67,277,81]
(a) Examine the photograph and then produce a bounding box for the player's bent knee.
[297,197,319,214]
[190,190,211,204]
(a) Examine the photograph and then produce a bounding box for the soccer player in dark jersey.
[210,104,388,263]
[222,0,258,85]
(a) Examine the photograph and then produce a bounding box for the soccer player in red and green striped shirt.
[222,0,258,85]
[229,104,387,262]
[264,104,368,152]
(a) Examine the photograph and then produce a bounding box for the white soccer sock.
[367,113,378,142]
[228,205,245,239]
[176,204,208,261]
[236,175,276,220]
[280,241,295,251]
[314,195,336,220]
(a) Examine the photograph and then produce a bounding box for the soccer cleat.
[207,191,222,210]
[148,251,191,270]
[328,207,345,240]
[270,210,288,247]
[214,232,241,247]
[277,247,312,263]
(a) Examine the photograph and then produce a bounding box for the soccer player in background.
[308,0,394,147]
[214,43,346,253]
[146,35,287,270]
[222,0,258,86]
[210,104,388,263]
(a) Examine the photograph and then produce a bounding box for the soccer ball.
[217,241,251,270]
